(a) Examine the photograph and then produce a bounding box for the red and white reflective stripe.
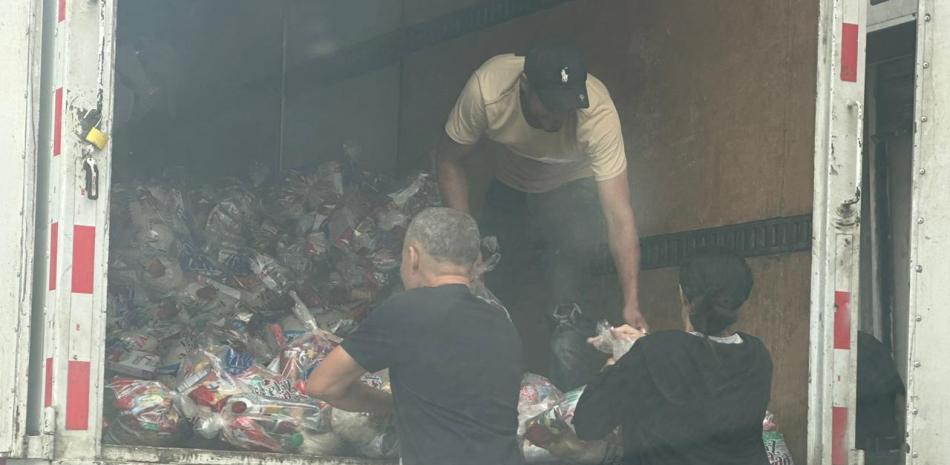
[58,0,66,22]
[65,360,91,430]
[831,289,852,465]
[831,233,858,465]
[44,357,54,408]
[71,225,96,294]
[48,222,59,290]
[840,23,859,82]
[66,219,96,432]
[53,87,63,156]
[834,291,851,350]
[832,406,849,465]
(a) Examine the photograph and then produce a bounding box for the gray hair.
[405,207,481,269]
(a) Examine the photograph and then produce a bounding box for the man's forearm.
[607,220,640,314]
[436,156,471,212]
[324,382,394,415]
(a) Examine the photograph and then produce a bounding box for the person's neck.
[519,84,543,130]
[686,323,735,338]
[703,330,736,338]
[419,274,471,288]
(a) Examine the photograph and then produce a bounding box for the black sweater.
[573,331,773,465]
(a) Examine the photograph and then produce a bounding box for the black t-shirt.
[573,331,773,465]
[342,284,525,465]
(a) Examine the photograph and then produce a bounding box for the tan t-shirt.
[445,54,627,193]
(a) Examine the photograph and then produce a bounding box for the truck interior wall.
[113,1,284,179]
[281,0,402,171]
[396,0,818,461]
[113,0,404,179]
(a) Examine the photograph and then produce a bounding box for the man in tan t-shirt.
[436,43,647,338]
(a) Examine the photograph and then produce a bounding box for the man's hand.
[610,323,646,341]
[623,305,649,333]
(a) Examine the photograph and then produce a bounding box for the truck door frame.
[904,0,950,462]
[808,0,868,464]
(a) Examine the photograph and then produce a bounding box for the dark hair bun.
[679,248,753,335]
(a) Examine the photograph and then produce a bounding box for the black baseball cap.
[524,43,590,112]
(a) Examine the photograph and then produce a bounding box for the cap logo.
[561,67,570,83]
[579,93,586,103]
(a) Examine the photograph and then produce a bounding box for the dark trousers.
[478,178,614,372]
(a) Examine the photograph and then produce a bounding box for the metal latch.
[83,158,99,200]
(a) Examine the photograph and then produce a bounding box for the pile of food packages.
[103,157,794,464]
[104,158,437,457]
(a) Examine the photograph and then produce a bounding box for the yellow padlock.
[85,127,109,150]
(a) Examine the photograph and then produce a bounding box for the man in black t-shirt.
[306,208,525,465]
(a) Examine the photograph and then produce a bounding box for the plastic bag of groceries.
[763,411,795,465]
[518,374,565,437]
[549,304,609,392]
[264,164,344,224]
[331,409,399,458]
[204,183,259,255]
[140,255,187,301]
[217,379,332,452]
[215,391,333,453]
[201,311,274,364]
[589,321,645,361]
[330,373,399,459]
[374,172,432,231]
[268,328,340,383]
[174,349,333,453]
[106,321,186,378]
[104,377,186,447]
[470,236,510,318]
[127,185,189,256]
[175,349,246,415]
[524,387,622,464]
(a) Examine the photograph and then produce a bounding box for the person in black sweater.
[573,247,773,465]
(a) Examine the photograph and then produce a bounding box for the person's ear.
[679,286,690,312]
[409,245,421,272]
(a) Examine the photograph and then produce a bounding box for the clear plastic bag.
[518,374,565,437]
[250,252,296,293]
[204,186,259,254]
[218,394,331,452]
[276,237,313,275]
[269,329,340,382]
[176,349,246,412]
[763,411,795,465]
[331,409,399,459]
[590,320,641,361]
[469,236,510,319]
[524,387,620,464]
[105,378,185,447]
[299,429,345,456]
[140,256,186,300]
[219,365,331,452]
